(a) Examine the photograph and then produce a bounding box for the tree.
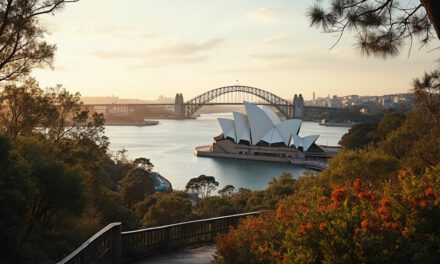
[0,78,53,138]
[339,123,380,149]
[197,196,237,218]
[321,149,399,186]
[308,0,440,57]
[120,167,155,206]
[185,175,219,199]
[0,135,35,262]
[142,192,194,227]
[412,69,440,134]
[264,173,298,209]
[218,184,235,197]
[0,0,78,81]
[133,157,154,172]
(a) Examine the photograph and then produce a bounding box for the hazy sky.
[33,0,438,100]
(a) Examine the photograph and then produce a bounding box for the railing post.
[113,223,122,264]
[210,219,216,242]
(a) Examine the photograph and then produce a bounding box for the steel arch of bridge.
[185,85,293,118]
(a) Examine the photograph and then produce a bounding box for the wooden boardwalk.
[132,245,216,264]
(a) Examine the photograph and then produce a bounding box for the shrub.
[215,167,440,263]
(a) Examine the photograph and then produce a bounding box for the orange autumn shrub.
[215,167,440,264]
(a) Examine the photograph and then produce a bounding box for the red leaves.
[215,167,440,263]
[425,187,434,196]
[331,186,346,203]
[353,178,362,190]
[361,220,370,230]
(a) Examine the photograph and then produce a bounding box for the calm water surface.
[105,113,348,190]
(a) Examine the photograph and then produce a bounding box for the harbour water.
[105,113,349,190]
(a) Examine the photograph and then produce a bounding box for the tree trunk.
[420,0,440,40]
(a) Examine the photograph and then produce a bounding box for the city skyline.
[33,0,437,101]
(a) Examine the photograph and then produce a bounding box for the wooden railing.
[121,212,260,263]
[57,222,122,264]
[57,212,261,264]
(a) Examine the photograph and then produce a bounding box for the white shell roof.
[261,127,284,145]
[291,134,319,152]
[262,105,281,125]
[233,112,251,143]
[218,118,236,142]
[217,102,319,150]
[244,101,274,145]
[275,119,302,145]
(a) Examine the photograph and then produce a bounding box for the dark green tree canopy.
[309,0,440,57]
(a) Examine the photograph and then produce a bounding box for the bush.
[215,167,440,263]
[321,149,399,187]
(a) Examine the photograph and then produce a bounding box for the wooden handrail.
[57,222,121,264]
[122,211,260,235]
[121,211,261,263]
[57,211,262,264]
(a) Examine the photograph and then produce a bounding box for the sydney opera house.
[195,102,338,168]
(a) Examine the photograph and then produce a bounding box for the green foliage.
[186,174,219,199]
[321,149,399,186]
[413,69,440,134]
[0,82,156,262]
[120,167,155,206]
[339,123,380,149]
[216,168,440,263]
[141,192,194,227]
[133,157,154,172]
[308,1,439,57]
[339,112,407,150]
[218,184,235,197]
[377,112,406,137]
[197,196,237,218]
[0,136,35,262]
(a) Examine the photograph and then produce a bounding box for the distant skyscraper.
[313,92,316,105]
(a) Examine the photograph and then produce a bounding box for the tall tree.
[308,0,440,57]
[0,0,78,81]
[0,78,52,138]
[185,175,219,199]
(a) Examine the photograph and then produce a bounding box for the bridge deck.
[132,245,216,264]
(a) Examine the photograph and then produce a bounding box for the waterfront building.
[195,102,339,170]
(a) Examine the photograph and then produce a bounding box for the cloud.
[90,27,157,39]
[128,56,208,69]
[246,7,285,23]
[151,38,223,56]
[130,38,224,69]
[90,38,224,68]
[55,26,156,40]
[262,33,291,46]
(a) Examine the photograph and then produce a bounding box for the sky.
[33,0,439,101]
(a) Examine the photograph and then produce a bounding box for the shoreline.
[194,145,329,171]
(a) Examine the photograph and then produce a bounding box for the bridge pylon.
[174,93,185,118]
[293,94,304,118]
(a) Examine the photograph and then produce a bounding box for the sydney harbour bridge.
[84,85,335,119]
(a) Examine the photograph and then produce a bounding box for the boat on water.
[143,119,160,125]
